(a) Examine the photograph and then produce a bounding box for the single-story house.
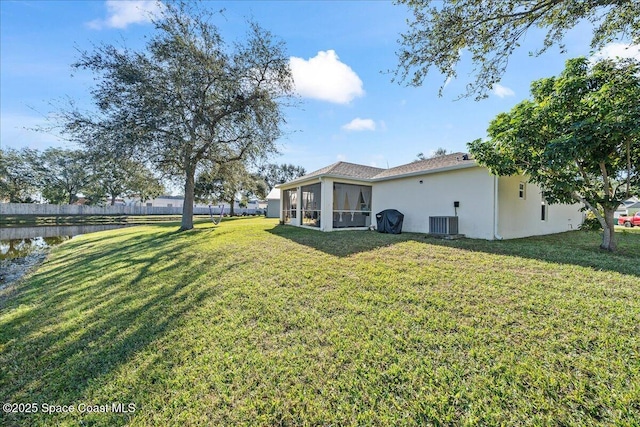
[125,195,263,214]
[265,188,280,218]
[277,152,584,240]
[615,197,640,218]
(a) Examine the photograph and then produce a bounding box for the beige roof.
[373,152,473,179]
[302,161,385,180]
[279,152,476,187]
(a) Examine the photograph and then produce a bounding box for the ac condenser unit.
[429,216,459,235]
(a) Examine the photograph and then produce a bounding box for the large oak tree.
[63,1,294,230]
[469,57,640,251]
[395,0,640,99]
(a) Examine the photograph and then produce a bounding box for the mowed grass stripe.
[0,217,638,426]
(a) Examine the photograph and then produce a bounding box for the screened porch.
[332,183,372,228]
[280,180,373,231]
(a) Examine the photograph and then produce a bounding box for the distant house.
[135,195,186,208]
[265,188,280,218]
[615,197,640,218]
[124,195,263,215]
[277,152,584,240]
[623,201,640,215]
[124,195,208,214]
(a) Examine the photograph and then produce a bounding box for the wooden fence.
[0,203,261,216]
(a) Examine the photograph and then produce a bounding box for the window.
[301,183,321,227]
[167,203,173,208]
[333,183,372,228]
[541,198,547,221]
[518,182,526,199]
[146,203,153,207]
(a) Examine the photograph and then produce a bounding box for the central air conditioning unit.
[429,216,459,235]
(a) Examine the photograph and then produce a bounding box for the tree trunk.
[228,196,235,216]
[110,195,116,206]
[600,207,617,252]
[575,194,617,252]
[180,167,195,231]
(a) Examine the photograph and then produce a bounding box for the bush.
[579,211,602,231]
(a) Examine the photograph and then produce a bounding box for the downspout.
[493,175,503,240]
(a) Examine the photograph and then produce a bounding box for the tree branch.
[599,161,612,199]
[481,0,563,25]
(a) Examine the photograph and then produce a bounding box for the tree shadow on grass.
[268,225,640,277]
[0,224,236,426]
[267,224,414,257]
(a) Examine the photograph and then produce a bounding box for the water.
[0,224,129,242]
[0,236,70,260]
[0,224,129,287]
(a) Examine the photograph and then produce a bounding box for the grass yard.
[1,217,638,426]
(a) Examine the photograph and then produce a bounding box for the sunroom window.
[301,183,321,227]
[282,189,297,224]
[333,183,372,228]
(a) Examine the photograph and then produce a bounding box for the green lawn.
[1,218,638,426]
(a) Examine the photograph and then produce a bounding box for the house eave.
[372,162,479,182]
[277,174,373,189]
[276,160,480,189]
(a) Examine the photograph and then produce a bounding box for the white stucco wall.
[320,178,334,231]
[497,176,583,239]
[371,166,496,239]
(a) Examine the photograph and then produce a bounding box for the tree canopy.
[61,1,294,230]
[258,163,307,191]
[195,161,266,215]
[469,56,640,251]
[86,156,165,206]
[0,148,40,203]
[34,148,92,205]
[395,0,640,99]
[416,147,449,161]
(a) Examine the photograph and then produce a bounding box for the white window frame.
[518,182,526,199]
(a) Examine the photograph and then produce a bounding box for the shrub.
[579,211,602,231]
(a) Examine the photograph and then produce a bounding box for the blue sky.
[2,0,639,177]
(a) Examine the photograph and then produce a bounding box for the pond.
[0,224,130,288]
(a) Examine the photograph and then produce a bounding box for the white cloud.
[290,50,364,104]
[492,83,515,98]
[342,118,376,131]
[87,0,164,30]
[336,154,347,162]
[591,43,640,61]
